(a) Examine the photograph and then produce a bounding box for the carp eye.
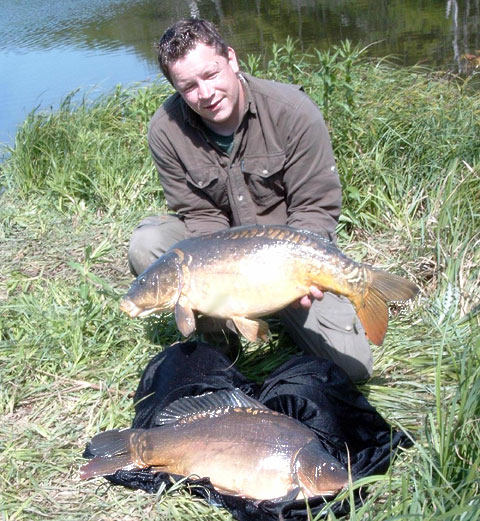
[139,277,146,285]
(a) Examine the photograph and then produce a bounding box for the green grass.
[1,44,479,520]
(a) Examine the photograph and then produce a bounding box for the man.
[128,18,372,382]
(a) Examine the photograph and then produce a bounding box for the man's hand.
[291,285,324,310]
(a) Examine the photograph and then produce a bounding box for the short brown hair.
[156,18,229,85]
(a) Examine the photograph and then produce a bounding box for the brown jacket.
[148,73,342,241]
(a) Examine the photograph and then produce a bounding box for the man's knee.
[127,215,186,276]
[128,226,158,277]
[278,293,373,382]
[312,294,373,381]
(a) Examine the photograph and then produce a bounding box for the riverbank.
[1,45,479,520]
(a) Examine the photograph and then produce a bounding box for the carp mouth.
[119,298,143,318]
[119,297,176,318]
[120,298,159,318]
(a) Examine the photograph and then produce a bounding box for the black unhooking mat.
[83,341,412,520]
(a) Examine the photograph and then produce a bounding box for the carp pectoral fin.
[212,483,240,496]
[250,487,302,506]
[273,487,303,503]
[231,316,269,342]
[150,465,169,473]
[174,297,196,337]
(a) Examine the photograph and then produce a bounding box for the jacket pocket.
[316,293,363,335]
[242,153,285,205]
[185,166,229,209]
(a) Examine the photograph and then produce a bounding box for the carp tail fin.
[353,270,419,346]
[80,429,142,480]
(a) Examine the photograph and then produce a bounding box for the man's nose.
[198,80,214,100]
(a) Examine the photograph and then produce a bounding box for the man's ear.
[227,47,240,73]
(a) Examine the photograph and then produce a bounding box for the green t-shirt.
[203,125,234,155]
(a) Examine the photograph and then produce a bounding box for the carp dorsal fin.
[174,296,196,337]
[154,389,268,426]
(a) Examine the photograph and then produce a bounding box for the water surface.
[1,0,479,145]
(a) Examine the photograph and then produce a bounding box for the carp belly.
[186,249,309,318]
[176,441,295,499]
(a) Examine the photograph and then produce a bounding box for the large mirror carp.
[120,225,419,345]
[80,389,349,500]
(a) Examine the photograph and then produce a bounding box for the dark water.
[1,0,479,146]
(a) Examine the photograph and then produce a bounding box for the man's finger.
[299,295,313,309]
[309,286,324,300]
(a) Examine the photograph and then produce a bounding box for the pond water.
[1,0,479,146]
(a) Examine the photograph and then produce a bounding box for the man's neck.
[203,119,235,136]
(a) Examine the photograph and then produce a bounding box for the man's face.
[169,43,244,134]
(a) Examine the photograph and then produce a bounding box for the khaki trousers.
[128,215,373,382]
